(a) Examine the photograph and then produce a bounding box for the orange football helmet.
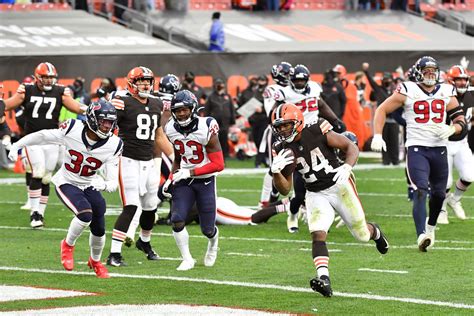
[447,65,470,94]
[127,66,154,95]
[34,62,57,91]
[271,103,304,143]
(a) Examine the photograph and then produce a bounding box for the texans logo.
[92,104,101,111]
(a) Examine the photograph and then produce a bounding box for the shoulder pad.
[111,98,125,110]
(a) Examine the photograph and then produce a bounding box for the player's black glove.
[331,118,346,133]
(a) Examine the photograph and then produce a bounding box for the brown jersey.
[22,83,68,135]
[112,91,163,161]
[274,119,340,192]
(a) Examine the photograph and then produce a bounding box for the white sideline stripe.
[0,225,473,251]
[0,285,94,302]
[227,252,269,257]
[358,268,408,274]
[0,266,472,310]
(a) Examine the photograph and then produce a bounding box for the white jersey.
[165,116,220,178]
[272,81,323,126]
[263,83,286,116]
[14,119,123,189]
[398,82,456,147]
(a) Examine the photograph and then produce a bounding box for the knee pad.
[140,209,156,231]
[90,215,105,237]
[32,165,46,179]
[202,226,216,239]
[41,172,52,185]
[77,211,93,223]
[172,221,185,232]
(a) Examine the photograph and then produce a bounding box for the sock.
[89,233,105,262]
[260,172,273,204]
[140,229,152,243]
[426,223,436,235]
[38,184,50,216]
[28,178,42,213]
[173,228,193,261]
[453,179,470,202]
[25,173,32,205]
[312,240,329,278]
[412,189,428,236]
[370,223,381,240]
[207,226,219,249]
[126,208,142,240]
[66,217,90,246]
[111,229,127,253]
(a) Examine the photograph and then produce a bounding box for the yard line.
[0,266,472,310]
[0,225,472,251]
[227,252,270,257]
[358,268,408,274]
[299,248,342,253]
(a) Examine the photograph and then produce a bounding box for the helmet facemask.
[272,119,301,143]
[37,75,57,91]
[171,104,196,127]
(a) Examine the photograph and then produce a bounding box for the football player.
[124,74,181,246]
[164,90,224,271]
[107,66,173,266]
[372,56,467,251]
[438,65,474,223]
[271,103,388,297]
[258,62,293,210]
[9,100,122,278]
[272,64,346,234]
[4,62,86,228]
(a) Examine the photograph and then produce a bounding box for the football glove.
[332,163,352,184]
[162,179,172,199]
[2,136,12,151]
[90,177,106,191]
[8,143,19,161]
[437,124,456,140]
[173,168,191,184]
[371,134,386,152]
[271,150,294,174]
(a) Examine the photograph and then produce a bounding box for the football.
[280,148,296,177]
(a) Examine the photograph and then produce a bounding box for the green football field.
[0,163,473,315]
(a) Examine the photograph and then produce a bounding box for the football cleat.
[135,238,159,260]
[60,239,74,271]
[106,253,127,267]
[437,210,449,225]
[204,247,218,267]
[87,257,110,279]
[417,232,433,252]
[370,223,389,254]
[446,194,466,220]
[310,275,333,297]
[30,211,44,229]
[123,236,134,248]
[176,258,196,271]
[20,201,31,211]
[287,212,299,233]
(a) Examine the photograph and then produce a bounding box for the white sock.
[426,223,436,234]
[29,189,41,213]
[453,181,468,202]
[208,226,219,249]
[173,228,193,261]
[38,195,48,216]
[66,217,90,246]
[110,229,126,253]
[89,233,105,262]
[260,172,273,203]
[140,229,152,243]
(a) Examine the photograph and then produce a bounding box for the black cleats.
[136,238,160,260]
[106,253,127,267]
[123,237,134,248]
[371,223,389,254]
[310,275,333,297]
[30,211,44,229]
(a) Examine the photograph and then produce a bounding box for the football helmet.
[290,64,311,94]
[271,62,292,86]
[335,131,358,162]
[159,74,181,96]
[170,90,199,129]
[86,99,117,139]
[127,66,154,96]
[414,56,439,87]
[406,65,418,82]
[34,62,57,91]
[447,65,470,94]
[271,103,304,143]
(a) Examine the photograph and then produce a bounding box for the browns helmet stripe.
[45,62,56,76]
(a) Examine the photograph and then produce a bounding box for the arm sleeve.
[14,128,66,148]
[193,150,224,176]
